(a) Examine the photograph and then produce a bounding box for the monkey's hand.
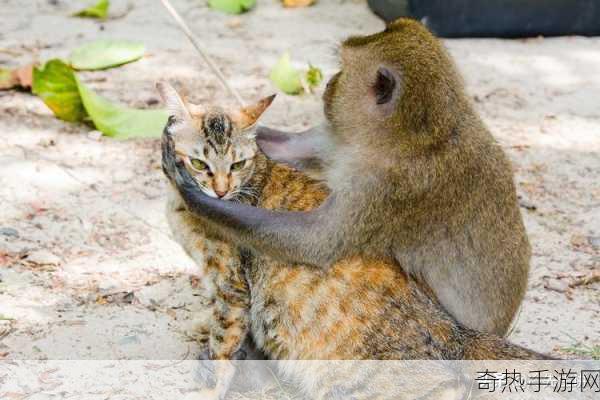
[162,128,346,268]
[161,119,178,184]
[161,120,199,193]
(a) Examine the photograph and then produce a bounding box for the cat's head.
[157,81,275,200]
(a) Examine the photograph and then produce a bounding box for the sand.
[0,0,598,363]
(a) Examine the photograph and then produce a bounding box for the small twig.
[158,0,245,107]
[569,272,600,288]
[144,346,191,370]
[108,2,135,20]
[0,48,22,57]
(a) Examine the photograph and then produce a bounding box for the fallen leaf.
[282,0,316,7]
[14,64,34,88]
[226,17,243,29]
[544,279,571,296]
[76,76,168,139]
[96,291,137,305]
[570,272,600,288]
[2,392,27,400]
[70,39,145,70]
[24,249,61,267]
[32,59,87,122]
[73,0,110,19]
[38,368,59,385]
[305,64,322,90]
[209,0,256,14]
[0,64,35,90]
[0,68,18,89]
[0,319,14,340]
[269,52,303,95]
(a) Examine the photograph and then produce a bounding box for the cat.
[157,81,549,400]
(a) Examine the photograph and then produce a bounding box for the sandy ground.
[0,0,598,362]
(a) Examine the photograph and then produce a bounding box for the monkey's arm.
[256,124,335,181]
[162,126,346,268]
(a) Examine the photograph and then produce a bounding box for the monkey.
[162,18,531,336]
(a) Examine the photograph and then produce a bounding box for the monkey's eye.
[230,160,246,171]
[190,158,210,171]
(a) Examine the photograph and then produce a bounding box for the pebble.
[0,227,19,237]
[87,130,103,141]
[119,335,141,346]
[25,249,61,266]
[0,319,14,339]
[588,236,600,248]
[544,280,570,293]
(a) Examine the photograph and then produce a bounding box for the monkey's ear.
[372,67,399,110]
[156,80,193,123]
[234,94,276,129]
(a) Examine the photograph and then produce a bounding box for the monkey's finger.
[174,157,199,191]
[161,126,178,181]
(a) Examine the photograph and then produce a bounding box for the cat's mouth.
[193,179,219,199]
[195,180,238,201]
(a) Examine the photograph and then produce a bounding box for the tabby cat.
[159,82,270,398]
[158,82,548,400]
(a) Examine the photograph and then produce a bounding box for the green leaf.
[305,64,323,89]
[73,0,110,19]
[269,52,303,95]
[0,68,17,90]
[32,59,87,122]
[70,40,145,70]
[208,0,256,14]
[75,76,168,139]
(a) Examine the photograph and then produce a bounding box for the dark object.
[367,0,600,38]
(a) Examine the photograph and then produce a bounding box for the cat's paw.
[231,348,247,360]
[197,347,212,361]
[195,352,217,388]
[182,388,221,400]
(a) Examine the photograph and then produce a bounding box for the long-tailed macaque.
[162,18,531,335]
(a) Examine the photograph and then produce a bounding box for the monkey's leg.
[162,127,354,268]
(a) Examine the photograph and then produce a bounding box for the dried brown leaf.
[0,64,35,90]
[282,0,315,7]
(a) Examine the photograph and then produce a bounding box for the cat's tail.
[462,331,554,360]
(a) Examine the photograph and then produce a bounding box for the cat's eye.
[230,160,246,172]
[190,158,209,171]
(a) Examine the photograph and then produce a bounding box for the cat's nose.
[215,189,227,198]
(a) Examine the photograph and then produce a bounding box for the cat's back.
[258,161,329,212]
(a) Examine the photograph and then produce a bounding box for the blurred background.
[0,0,598,362]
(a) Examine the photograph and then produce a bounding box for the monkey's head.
[257,19,473,182]
[323,18,467,152]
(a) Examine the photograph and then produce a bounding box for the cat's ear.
[156,81,193,123]
[234,94,276,129]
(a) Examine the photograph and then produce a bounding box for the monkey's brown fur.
[320,18,532,334]
[166,18,531,336]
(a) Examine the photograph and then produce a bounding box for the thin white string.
[159,0,246,107]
